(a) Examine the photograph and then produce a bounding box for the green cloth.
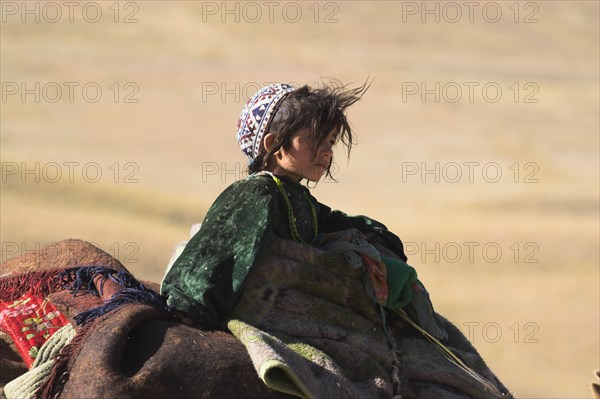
[382,256,418,309]
[381,257,448,339]
[160,173,407,329]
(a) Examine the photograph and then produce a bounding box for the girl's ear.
[263,133,275,152]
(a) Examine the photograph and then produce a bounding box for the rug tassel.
[0,270,63,302]
[59,266,171,326]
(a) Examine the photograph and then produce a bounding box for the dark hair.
[248,78,371,181]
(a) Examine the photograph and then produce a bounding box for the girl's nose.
[320,142,333,158]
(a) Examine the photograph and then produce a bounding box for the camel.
[0,239,525,399]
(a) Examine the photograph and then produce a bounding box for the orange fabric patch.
[361,255,388,305]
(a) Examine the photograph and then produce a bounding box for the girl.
[160,81,509,399]
[160,81,415,329]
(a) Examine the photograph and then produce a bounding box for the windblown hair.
[248,79,371,181]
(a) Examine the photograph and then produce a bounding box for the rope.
[392,308,504,397]
[269,173,318,245]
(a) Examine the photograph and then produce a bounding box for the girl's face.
[270,128,335,182]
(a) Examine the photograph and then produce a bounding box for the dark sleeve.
[317,202,408,262]
[160,177,277,329]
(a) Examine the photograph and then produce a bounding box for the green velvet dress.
[160,172,407,329]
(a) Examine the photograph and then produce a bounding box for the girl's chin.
[306,173,324,183]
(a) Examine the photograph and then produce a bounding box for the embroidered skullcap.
[237,83,295,160]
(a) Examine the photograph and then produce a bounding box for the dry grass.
[1,1,598,397]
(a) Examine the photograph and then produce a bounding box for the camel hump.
[1,239,126,277]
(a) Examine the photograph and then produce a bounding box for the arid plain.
[1,2,598,397]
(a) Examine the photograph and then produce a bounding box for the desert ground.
[1,1,598,397]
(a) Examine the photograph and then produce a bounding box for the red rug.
[0,292,70,368]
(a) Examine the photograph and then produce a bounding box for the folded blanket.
[228,238,400,399]
[317,229,447,340]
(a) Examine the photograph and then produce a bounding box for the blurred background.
[1,1,598,397]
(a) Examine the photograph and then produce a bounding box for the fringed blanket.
[228,238,400,399]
